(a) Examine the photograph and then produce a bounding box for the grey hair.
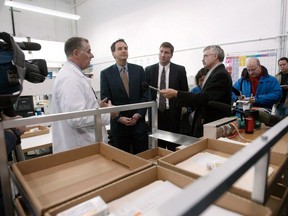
[64,37,88,57]
[204,45,225,62]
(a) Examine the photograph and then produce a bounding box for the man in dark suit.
[100,39,148,154]
[160,45,232,138]
[145,42,188,150]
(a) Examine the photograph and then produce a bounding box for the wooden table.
[21,127,52,153]
[230,124,288,154]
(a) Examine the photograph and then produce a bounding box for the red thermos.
[244,110,257,134]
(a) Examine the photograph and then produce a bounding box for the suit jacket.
[145,62,188,128]
[176,63,232,137]
[100,63,148,136]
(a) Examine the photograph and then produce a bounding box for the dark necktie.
[121,66,129,96]
[159,67,166,112]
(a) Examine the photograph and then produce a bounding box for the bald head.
[247,58,262,77]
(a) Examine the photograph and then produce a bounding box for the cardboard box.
[265,183,288,216]
[136,147,173,164]
[12,143,152,215]
[158,138,288,199]
[45,166,271,216]
[21,125,49,138]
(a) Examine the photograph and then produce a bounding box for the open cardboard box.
[265,183,288,216]
[45,166,271,216]
[158,138,288,199]
[21,125,49,138]
[136,147,173,164]
[12,143,152,215]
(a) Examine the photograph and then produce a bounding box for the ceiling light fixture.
[4,0,81,20]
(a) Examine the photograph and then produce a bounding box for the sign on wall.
[225,49,278,84]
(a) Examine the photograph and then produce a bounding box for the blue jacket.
[232,65,282,110]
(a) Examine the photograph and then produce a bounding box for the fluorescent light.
[4,0,81,20]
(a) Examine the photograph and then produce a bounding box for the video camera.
[0,32,48,108]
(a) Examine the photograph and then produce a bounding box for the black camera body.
[0,32,48,108]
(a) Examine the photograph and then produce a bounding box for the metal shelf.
[1,101,287,215]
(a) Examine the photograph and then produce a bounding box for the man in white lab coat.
[52,37,111,153]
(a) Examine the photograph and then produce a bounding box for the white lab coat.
[51,61,110,153]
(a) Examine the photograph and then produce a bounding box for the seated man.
[232,58,282,111]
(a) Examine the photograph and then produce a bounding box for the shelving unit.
[0,102,157,215]
[0,101,287,215]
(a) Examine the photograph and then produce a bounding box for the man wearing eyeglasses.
[232,58,282,111]
[160,45,232,138]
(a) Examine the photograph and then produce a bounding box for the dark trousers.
[113,129,148,155]
[157,109,180,151]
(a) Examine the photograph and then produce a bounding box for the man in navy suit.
[145,42,189,151]
[100,39,148,154]
[160,45,232,138]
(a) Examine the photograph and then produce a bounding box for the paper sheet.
[200,204,241,216]
[108,180,182,215]
[176,152,274,192]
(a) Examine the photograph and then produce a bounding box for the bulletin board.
[225,49,278,84]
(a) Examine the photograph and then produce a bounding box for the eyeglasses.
[247,67,258,72]
[203,54,215,58]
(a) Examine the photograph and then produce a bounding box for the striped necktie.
[121,66,129,96]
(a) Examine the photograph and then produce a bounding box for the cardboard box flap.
[12,144,101,174]
[99,143,151,169]
[12,143,152,215]
[158,138,288,200]
[215,192,272,216]
[136,147,172,160]
[45,166,272,216]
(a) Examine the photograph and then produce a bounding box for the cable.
[230,122,253,142]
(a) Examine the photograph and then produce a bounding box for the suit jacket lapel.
[153,64,159,88]
[202,64,221,91]
[169,63,176,88]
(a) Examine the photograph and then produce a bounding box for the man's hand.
[118,113,141,126]
[99,98,108,108]
[159,88,178,99]
[119,116,133,126]
[238,95,245,100]
[129,113,141,125]
[248,97,256,104]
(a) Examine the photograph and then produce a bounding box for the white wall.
[75,0,287,88]
[1,0,288,92]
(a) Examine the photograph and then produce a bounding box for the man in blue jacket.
[232,58,282,111]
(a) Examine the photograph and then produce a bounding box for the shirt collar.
[68,60,83,73]
[202,62,222,88]
[116,63,128,72]
[159,62,170,71]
